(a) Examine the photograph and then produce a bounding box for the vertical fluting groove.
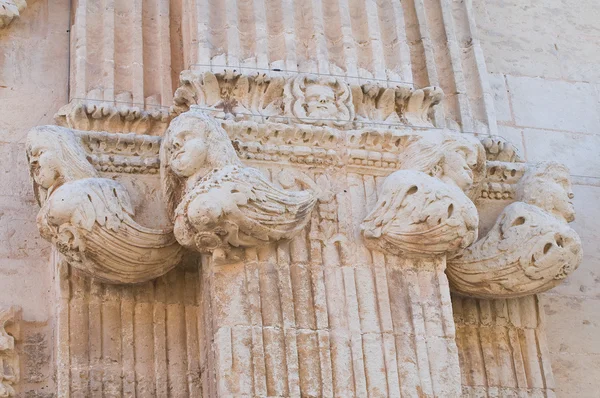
[85,0,102,95]
[121,286,136,397]
[345,173,368,396]
[153,277,168,398]
[142,0,159,104]
[363,0,386,80]
[519,296,544,389]
[237,0,257,68]
[477,299,497,387]
[157,0,173,105]
[310,0,330,74]
[102,285,123,397]
[245,248,268,396]
[386,257,420,396]
[535,296,555,391]
[193,0,211,68]
[252,0,270,69]
[225,0,241,66]
[198,255,217,398]
[321,0,345,73]
[507,298,528,390]
[400,0,428,88]
[132,0,145,104]
[360,175,389,397]
[263,0,286,70]
[404,264,434,396]
[102,0,115,101]
[56,259,71,398]
[323,172,354,397]
[258,245,289,397]
[337,0,358,81]
[279,0,298,71]
[166,270,189,398]
[134,282,156,397]
[388,0,413,83]
[347,0,375,78]
[88,281,103,398]
[72,0,87,99]
[438,0,474,132]
[170,0,185,95]
[184,269,202,397]
[70,273,90,398]
[411,0,445,126]
[461,0,498,135]
[291,226,322,396]
[292,0,317,72]
[208,0,227,60]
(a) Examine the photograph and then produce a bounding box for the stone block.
[508,76,600,133]
[522,129,600,177]
[488,73,512,122]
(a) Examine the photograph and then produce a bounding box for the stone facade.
[0,1,598,397]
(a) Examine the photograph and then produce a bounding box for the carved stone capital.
[26,126,183,284]
[160,108,317,258]
[0,0,25,29]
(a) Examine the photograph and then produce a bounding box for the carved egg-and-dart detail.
[26,125,183,284]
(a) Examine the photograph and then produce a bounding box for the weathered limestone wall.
[472,1,600,396]
[0,0,69,396]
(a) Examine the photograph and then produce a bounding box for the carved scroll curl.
[0,307,20,398]
[26,126,183,284]
[160,107,317,256]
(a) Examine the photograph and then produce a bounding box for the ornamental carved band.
[25,70,582,396]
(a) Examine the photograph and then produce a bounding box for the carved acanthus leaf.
[55,89,171,135]
[26,126,184,284]
[172,69,443,128]
[161,108,318,257]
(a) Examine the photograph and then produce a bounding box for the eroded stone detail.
[26,125,183,284]
[362,170,479,257]
[55,89,171,136]
[447,162,582,298]
[172,70,442,128]
[0,307,20,397]
[0,0,25,29]
[160,108,317,259]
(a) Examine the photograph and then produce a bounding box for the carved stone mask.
[304,84,337,119]
[166,119,210,178]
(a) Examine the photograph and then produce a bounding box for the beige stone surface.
[0,0,598,397]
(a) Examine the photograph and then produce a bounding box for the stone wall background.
[0,0,599,396]
[0,0,69,395]
[473,1,600,396]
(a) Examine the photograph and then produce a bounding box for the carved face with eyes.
[27,142,62,190]
[441,147,478,192]
[166,118,210,178]
[304,84,338,119]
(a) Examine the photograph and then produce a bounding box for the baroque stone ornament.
[284,74,354,126]
[160,108,318,257]
[0,0,25,29]
[447,161,582,298]
[361,170,479,257]
[0,307,20,398]
[26,125,184,284]
[447,202,582,298]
